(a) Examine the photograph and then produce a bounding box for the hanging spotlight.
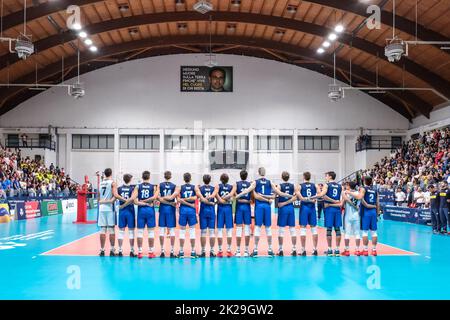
[69,82,85,99]
[328,84,343,101]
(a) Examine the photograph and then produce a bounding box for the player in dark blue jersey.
[346,176,379,256]
[276,171,297,256]
[132,171,159,259]
[237,167,293,257]
[295,172,319,256]
[234,170,252,257]
[115,174,137,257]
[314,171,343,257]
[176,172,198,258]
[195,174,218,257]
[157,171,178,258]
[215,173,236,257]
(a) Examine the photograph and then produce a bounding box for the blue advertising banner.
[379,191,395,206]
[8,200,26,220]
[383,205,431,225]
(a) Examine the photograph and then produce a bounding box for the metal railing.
[5,138,56,150]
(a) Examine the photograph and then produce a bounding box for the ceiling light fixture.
[84,38,93,45]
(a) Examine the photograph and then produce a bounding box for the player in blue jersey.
[195,174,218,257]
[157,171,178,258]
[115,174,137,257]
[215,173,236,258]
[276,171,297,256]
[237,167,293,257]
[347,176,379,256]
[314,171,343,257]
[176,172,198,258]
[234,170,252,257]
[295,172,319,256]
[132,171,159,259]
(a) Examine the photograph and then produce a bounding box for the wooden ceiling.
[0,0,449,120]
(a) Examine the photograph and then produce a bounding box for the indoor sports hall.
[0,0,449,301]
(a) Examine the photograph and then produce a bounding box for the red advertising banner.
[25,201,41,219]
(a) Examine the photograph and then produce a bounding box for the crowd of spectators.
[0,146,77,200]
[361,127,450,209]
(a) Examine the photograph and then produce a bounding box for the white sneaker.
[243,250,249,257]
[236,250,241,257]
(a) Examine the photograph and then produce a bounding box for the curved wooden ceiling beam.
[1,11,449,103]
[0,35,433,119]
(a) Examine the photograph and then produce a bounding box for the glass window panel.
[298,136,305,150]
[136,135,144,149]
[152,135,160,150]
[304,136,313,150]
[81,135,90,149]
[107,135,114,149]
[322,136,331,150]
[284,136,293,150]
[72,135,81,149]
[120,136,128,149]
[90,135,99,149]
[331,136,339,150]
[313,136,322,150]
[99,135,107,149]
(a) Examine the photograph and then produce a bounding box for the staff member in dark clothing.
[316,183,324,220]
[438,181,450,234]
[429,185,440,234]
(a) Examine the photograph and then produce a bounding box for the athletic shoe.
[235,250,241,257]
[170,252,176,258]
[301,250,307,257]
[250,250,258,258]
[334,250,340,257]
[178,251,184,258]
[242,250,249,257]
[268,249,274,257]
[362,250,369,256]
[372,249,377,256]
[277,250,283,256]
[432,230,439,234]
[109,250,116,257]
[226,251,233,258]
[217,251,224,258]
[118,251,123,257]
[191,252,198,259]
[160,251,165,258]
[312,249,318,256]
[99,250,105,257]
[130,251,137,258]
[326,249,333,257]
[210,251,216,258]
[148,252,156,259]
[137,252,143,259]
[291,250,297,256]
[199,252,206,258]
[342,250,350,257]
[354,250,361,256]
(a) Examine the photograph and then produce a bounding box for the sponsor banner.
[9,200,26,220]
[41,200,63,217]
[25,201,41,219]
[62,199,77,214]
[0,203,11,223]
[383,205,431,225]
[379,191,395,206]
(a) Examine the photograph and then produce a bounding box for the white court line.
[40,231,100,256]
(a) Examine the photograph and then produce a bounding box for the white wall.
[0,54,411,184]
[408,103,450,137]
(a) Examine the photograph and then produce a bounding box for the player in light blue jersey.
[346,176,379,256]
[132,171,159,259]
[157,171,179,258]
[98,168,117,257]
[342,181,362,256]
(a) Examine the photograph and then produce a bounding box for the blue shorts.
[277,205,295,227]
[235,204,251,225]
[199,206,216,230]
[300,205,317,227]
[179,206,197,227]
[217,205,233,229]
[137,206,155,229]
[158,204,176,228]
[324,206,342,228]
[361,207,377,231]
[255,202,272,227]
[118,207,135,229]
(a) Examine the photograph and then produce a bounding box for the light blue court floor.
[0,209,449,300]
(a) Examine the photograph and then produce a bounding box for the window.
[72,134,114,150]
[209,135,249,151]
[164,135,204,151]
[255,135,293,151]
[298,136,339,151]
[120,135,159,150]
